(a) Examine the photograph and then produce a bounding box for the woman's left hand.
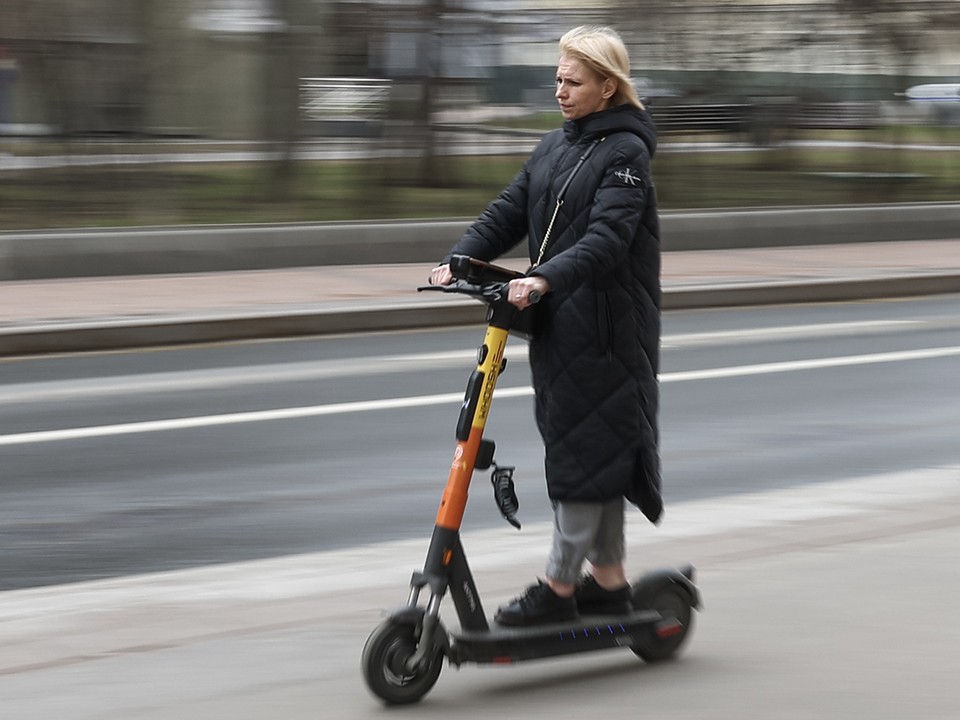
[507,276,550,309]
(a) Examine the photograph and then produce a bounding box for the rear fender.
[631,565,701,610]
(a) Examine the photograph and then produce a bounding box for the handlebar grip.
[527,290,542,304]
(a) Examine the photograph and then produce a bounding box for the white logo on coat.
[615,168,641,186]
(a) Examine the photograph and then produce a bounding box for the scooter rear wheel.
[362,619,443,705]
[632,586,694,663]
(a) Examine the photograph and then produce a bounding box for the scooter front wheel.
[362,619,443,705]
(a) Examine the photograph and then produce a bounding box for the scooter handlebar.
[449,255,523,285]
[419,282,541,305]
[418,257,541,341]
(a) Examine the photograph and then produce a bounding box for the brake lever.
[482,282,511,302]
[419,280,509,303]
[417,280,478,295]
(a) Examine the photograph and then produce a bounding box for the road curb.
[3,273,959,356]
[662,272,960,309]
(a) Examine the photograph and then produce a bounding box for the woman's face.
[555,54,614,121]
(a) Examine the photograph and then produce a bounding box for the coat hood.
[563,104,658,158]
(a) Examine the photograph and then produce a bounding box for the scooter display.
[361,255,701,705]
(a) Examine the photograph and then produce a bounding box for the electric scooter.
[361,255,700,705]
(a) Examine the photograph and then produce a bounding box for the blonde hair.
[559,25,644,110]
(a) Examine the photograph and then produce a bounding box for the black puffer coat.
[447,104,663,524]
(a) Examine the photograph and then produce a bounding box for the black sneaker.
[575,575,632,616]
[494,580,578,626]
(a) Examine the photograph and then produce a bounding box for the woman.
[430,25,663,626]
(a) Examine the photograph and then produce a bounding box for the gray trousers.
[545,497,625,585]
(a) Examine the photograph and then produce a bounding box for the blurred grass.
[0,127,958,231]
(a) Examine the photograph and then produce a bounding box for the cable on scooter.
[491,464,521,529]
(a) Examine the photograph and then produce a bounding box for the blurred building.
[0,0,324,139]
[0,0,958,139]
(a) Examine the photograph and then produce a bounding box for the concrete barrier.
[663,202,960,250]
[0,220,476,280]
[1,203,959,280]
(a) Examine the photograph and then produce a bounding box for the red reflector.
[656,620,684,639]
[492,656,515,665]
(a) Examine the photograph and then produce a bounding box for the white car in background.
[904,83,960,124]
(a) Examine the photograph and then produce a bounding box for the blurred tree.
[416,0,443,185]
[834,0,923,80]
[834,0,945,198]
[262,0,313,195]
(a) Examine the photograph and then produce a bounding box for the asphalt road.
[2,294,960,718]
[2,294,959,590]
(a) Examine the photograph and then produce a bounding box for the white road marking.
[661,344,960,382]
[0,348,517,404]
[2,345,959,446]
[0,466,956,613]
[1,320,922,404]
[662,320,920,347]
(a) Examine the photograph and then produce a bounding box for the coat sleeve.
[445,164,530,263]
[532,138,650,293]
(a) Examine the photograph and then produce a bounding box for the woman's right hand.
[429,264,454,286]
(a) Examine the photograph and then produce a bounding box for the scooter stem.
[435,323,510,531]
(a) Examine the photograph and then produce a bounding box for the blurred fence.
[300,77,391,122]
[648,101,883,135]
[299,77,392,138]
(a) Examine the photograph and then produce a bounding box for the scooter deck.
[449,609,661,665]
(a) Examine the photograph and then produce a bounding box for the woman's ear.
[602,77,617,100]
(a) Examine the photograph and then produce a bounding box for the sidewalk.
[2,468,959,718]
[2,239,960,355]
